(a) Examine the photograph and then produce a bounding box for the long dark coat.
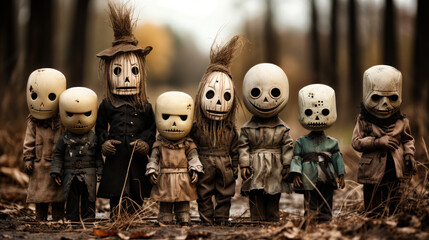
[96,98,156,199]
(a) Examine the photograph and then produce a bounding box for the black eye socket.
[31,92,37,100]
[48,93,56,101]
[66,112,74,117]
[389,95,399,101]
[224,92,231,101]
[113,67,121,75]
[270,88,281,98]
[322,109,330,116]
[371,94,381,101]
[132,66,139,75]
[84,111,92,116]
[180,115,188,121]
[305,109,313,116]
[162,114,170,120]
[206,90,215,99]
[251,88,261,98]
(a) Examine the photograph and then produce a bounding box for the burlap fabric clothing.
[23,115,64,203]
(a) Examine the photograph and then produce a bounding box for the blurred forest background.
[0,0,428,182]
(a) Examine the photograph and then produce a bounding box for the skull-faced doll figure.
[290,84,345,223]
[95,3,155,216]
[190,35,242,225]
[23,68,66,221]
[238,63,294,222]
[146,92,203,226]
[50,87,102,222]
[352,65,415,216]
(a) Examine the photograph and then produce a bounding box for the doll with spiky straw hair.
[190,35,242,225]
[95,2,156,217]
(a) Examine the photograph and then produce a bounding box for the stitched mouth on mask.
[206,109,228,115]
[31,107,52,112]
[250,99,284,112]
[116,87,137,90]
[71,125,89,129]
[164,129,184,133]
[307,122,327,127]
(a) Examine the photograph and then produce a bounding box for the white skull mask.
[363,65,402,119]
[201,72,234,120]
[109,53,141,95]
[26,68,67,120]
[298,84,337,131]
[243,63,289,118]
[156,91,194,141]
[59,87,98,135]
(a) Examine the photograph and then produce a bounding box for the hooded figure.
[95,2,156,216]
[190,35,242,225]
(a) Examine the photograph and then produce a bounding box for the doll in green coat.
[290,84,345,223]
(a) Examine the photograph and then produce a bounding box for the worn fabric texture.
[248,189,281,221]
[65,177,95,221]
[23,115,64,203]
[146,136,203,202]
[238,116,294,194]
[190,123,238,223]
[158,201,191,223]
[352,113,415,184]
[290,131,345,191]
[50,130,102,202]
[303,182,334,222]
[96,98,156,200]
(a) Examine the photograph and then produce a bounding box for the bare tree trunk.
[329,0,338,90]
[264,0,279,64]
[67,0,91,87]
[348,0,360,110]
[310,0,320,83]
[383,0,397,67]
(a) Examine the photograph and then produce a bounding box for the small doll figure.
[50,87,102,222]
[238,63,294,222]
[23,68,66,221]
[191,35,242,225]
[290,84,345,223]
[146,91,203,226]
[95,2,155,215]
[352,65,415,216]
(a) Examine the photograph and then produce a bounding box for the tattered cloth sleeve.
[185,139,204,173]
[146,141,160,176]
[50,133,66,176]
[332,140,346,176]
[402,118,415,157]
[281,128,294,166]
[23,116,36,162]
[95,99,109,147]
[237,128,251,168]
[229,127,240,169]
[94,134,103,175]
[138,103,156,150]
[351,115,378,152]
[289,138,303,174]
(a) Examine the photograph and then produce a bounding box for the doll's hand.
[149,173,158,185]
[50,173,62,186]
[233,167,239,179]
[191,171,198,184]
[374,136,399,152]
[102,140,122,157]
[281,165,290,180]
[241,167,251,180]
[97,175,102,182]
[293,174,303,188]
[338,174,345,189]
[130,139,149,156]
[24,160,34,175]
[404,155,417,176]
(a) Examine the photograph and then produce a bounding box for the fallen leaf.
[92,228,118,237]
[130,231,156,239]
[117,232,130,240]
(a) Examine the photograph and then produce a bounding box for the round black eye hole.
[180,115,188,121]
[224,92,231,101]
[31,92,37,100]
[66,112,74,117]
[162,114,170,120]
[305,109,313,116]
[48,93,56,101]
[322,109,330,116]
[270,88,281,98]
[113,67,121,75]
[389,95,398,101]
[371,94,381,101]
[251,88,261,98]
[132,66,139,75]
[206,90,215,99]
[84,111,92,116]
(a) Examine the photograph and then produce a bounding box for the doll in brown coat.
[23,68,66,221]
[352,65,416,216]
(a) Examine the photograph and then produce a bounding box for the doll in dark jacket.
[352,65,415,217]
[50,87,102,221]
[95,3,155,216]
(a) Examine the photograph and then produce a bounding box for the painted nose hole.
[173,122,176,126]
[216,100,221,105]
[125,77,130,83]
[315,116,320,120]
[264,97,268,102]
[40,102,44,107]
[78,120,81,124]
